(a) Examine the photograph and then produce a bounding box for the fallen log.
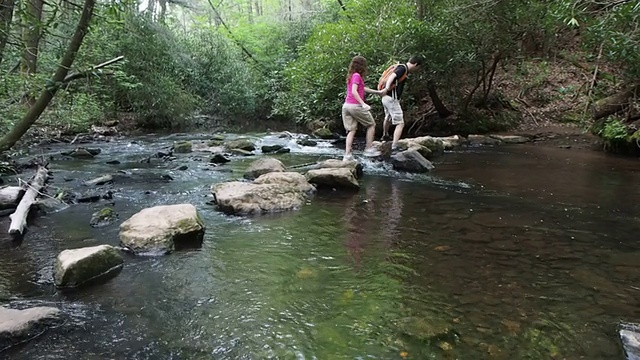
[0,186,24,208]
[591,84,640,120]
[9,166,49,237]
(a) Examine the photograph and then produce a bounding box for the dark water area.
[1,133,639,359]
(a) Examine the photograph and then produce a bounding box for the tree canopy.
[0,0,638,150]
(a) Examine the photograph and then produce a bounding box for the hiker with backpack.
[378,56,424,152]
[342,55,386,161]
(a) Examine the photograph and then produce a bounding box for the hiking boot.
[342,154,354,162]
[363,148,382,157]
[380,134,391,142]
[390,146,401,156]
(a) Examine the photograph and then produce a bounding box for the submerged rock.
[261,145,283,154]
[90,207,118,228]
[391,149,435,173]
[62,147,100,159]
[297,139,318,147]
[119,204,205,254]
[212,172,314,215]
[619,322,640,360]
[54,245,123,288]
[275,147,291,154]
[210,154,230,164]
[306,168,359,190]
[243,157,286,180]
[0,306,62,350]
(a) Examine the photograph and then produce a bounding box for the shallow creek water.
[1,132,639,359]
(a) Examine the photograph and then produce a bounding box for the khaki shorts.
[342,104,375,131]
[382,95,404,125]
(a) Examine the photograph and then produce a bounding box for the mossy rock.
[313,128,337,139]
[90,207,118,228]
[54,245,124,288]
[210,134,225,141]
[225,139,255,151]
[173,141,192,153]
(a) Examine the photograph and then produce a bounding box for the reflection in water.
[1,139,640,359]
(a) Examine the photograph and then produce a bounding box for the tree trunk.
[416,0,424,19]
[8,165,48,237]
[20,0,43,77]
[0,186,23,209]
[159,0,167,23]
[0,0,95,153]
[427,80,453,117]
[247,0,253,23]
[591,84,640,121]
[0,0,15,65]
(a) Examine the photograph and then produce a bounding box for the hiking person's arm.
[383,73,398,92]
[365,87,385,96]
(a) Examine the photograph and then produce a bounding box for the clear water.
[1,134,639,359]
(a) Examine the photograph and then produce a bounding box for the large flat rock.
[119,204,205,255]
[0,306,62,350]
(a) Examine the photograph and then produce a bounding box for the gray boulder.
[306,168,359,190]
[243,157,286,180]
[225,138,256,151]
[212,172,314,215]
[54,245,124,288]
[0,307,62,350]
[119,204,205,254]
[316,159,363,178]
[391,149,435,173]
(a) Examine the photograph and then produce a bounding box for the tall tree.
[20,0,44,76]
[0,0,15,65]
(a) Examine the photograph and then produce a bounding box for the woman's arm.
[365,87,386,96]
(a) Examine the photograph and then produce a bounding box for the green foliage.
[553,0,640,80]
[596,117,628,141]
[41,93,105,134]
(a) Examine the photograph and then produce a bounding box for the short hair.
[409,55,424,66]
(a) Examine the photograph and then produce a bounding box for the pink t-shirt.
[345,72,365,105]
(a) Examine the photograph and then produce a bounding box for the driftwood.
[8,165,49,237]
[591,84,640,120]
[84,174,113,186]
[0,186,23,208]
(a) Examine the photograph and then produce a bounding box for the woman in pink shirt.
[342,56,385,161]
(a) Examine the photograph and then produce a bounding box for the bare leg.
[382,115,391,138]
[392,123,404,148]
[345,129,356,155]
[365,125,375,150]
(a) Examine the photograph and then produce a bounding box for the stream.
[1,131,639,359]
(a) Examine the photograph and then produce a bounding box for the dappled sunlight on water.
[1,133,639,359]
